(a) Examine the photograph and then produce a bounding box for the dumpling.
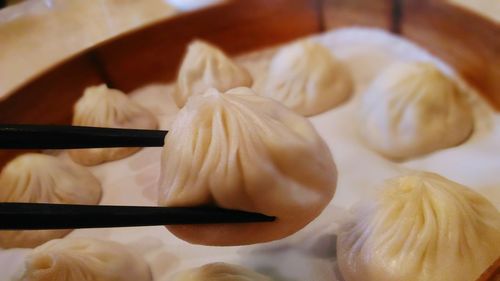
[174,40,253,107]
[359,62,473,159]
[0,153,102,248]
[173,262,273,281]
[337,171,500,281]
[159,87,337,246]
[263,40,353,116]
[19,238,152,281]
[69,84,158,166]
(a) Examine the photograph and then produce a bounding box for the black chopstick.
[0,203,275,230]
[0,124,167,149]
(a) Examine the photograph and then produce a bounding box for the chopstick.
[0,124,167,149]
[0,125,277,229]
[0,203,275,230]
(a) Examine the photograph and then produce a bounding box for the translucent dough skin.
[69,84,158,166]
[20,238,152,281]
[159,87,337,246]
[173,262,272,281]
[337,172,500,281]
[0,154,102,248]
[174,40,253,107]
[264,41,353,116]
[359,62,473,159]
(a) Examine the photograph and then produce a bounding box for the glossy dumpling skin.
[0,153,101,248]
[359,62,473,159]
[69,84,158,166]
[264,40,353,116]
[173,40,253,107]
[337,171,500,281]
[173,262,273,281]
[159,87,337,246]
[19,238,152,281]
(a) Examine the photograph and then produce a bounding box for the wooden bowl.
[0,1,498,279]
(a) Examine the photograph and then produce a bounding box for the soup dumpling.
[264,40,353,116]
[337,171,500,281]
[0,153,102,248]
[159,87,337,245]
[20,238,152,281]
[174,40,253,107]
[69,84,158,166]
[359,62,473,159]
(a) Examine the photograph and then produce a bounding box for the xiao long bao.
[172,262,273,281]
[69,84,158,166]
[264,40,353,116]
[19,238,152,281]
[359,62,473,159]
[173,40,253,107]
[159,87,337,246]
[0,153,102,248]
[337,171,500,281]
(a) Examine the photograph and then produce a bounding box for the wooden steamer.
[0,1,498,279]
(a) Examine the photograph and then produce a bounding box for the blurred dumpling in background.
[337,171,500,281]
[174,40,253,107]
[0,153,102,248]
[263,40,353,116]
[69,84,158,166]
[19,238,152,281]
[359,62,473,159]
[159,87,337,246]
[172,262,273,281]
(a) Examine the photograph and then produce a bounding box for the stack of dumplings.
[19,238,152,281]
[264,40,353,116]
[69,84,158,166]
[337,171,500,281]
[174,40,253,107]
[359,62,474,159]
[159,87,337,246]
[0,154,102,248]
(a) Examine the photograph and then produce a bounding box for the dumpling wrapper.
[19,238,152,281]
[172,262,273,281]
[337,171,500,281]
[174,40,253,107]
[159,87,337,245]
[69,84,158,166]
[264,40,353,116]
[0,154,102,248]
[359,62,473,159]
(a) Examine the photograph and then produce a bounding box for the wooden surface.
[401,0,500,110]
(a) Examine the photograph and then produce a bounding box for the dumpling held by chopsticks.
[159,87,337,245]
